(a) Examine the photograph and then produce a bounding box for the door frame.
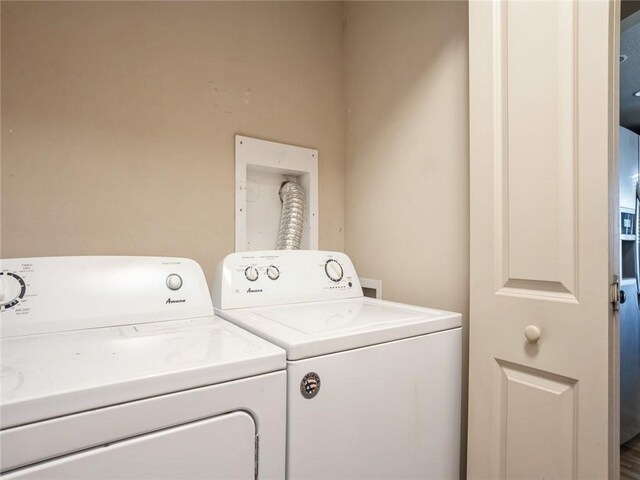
[610,0,621,477]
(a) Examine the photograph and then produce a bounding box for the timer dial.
[324,259,344,282]
[244,266,259,282]
[266,265,280,280]
[0,273,26,310]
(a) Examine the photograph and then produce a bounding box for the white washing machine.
[0,256,286,479]
[211,250,462,480]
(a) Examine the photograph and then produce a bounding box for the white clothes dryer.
[0,256,286,479]
[211,250,462,480]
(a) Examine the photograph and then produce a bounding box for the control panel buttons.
[166,274,183,291]
[266,265,280,280]
[0,273,27,310]
[245,266,259,282]
[324,259,344,282]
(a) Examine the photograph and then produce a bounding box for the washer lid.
[0,316,285,429]
[217,298,462,360]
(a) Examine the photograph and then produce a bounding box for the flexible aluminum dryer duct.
[276,181,305,250]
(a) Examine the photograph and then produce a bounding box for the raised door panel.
[497,361,577,480]
[496,0,578,300]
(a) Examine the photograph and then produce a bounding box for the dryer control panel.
[211,250,363,310]
[0,257,213,338]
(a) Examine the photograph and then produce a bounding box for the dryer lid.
[0,316,285,429]
[217,297,462,360]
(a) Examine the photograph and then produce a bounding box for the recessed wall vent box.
[235,135,318,252]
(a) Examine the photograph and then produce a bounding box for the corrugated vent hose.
[276,181,305,250]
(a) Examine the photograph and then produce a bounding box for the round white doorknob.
[524,325,541,343]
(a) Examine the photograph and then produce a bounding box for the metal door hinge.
[611,275,621,311]
[254,434,259,480]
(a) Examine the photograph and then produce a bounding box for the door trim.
[609,0,621,478]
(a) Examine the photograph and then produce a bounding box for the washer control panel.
[211,250,363,310]
[0,257,213,338]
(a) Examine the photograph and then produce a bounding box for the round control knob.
[1,273,26,309]
[325,259,343,282]
[245,266,259,282]
[266,265,280,280]
[524,325,542,343]
[166,274,183,291]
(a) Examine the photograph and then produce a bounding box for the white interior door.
[467,1,619,479]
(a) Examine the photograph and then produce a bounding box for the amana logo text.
[166,298,186,304]
[247,288,263,294]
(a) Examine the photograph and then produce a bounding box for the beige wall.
[1,1,345,275]
[2,1,469,465]
[343,0,469,470]
[344,0,469,336]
